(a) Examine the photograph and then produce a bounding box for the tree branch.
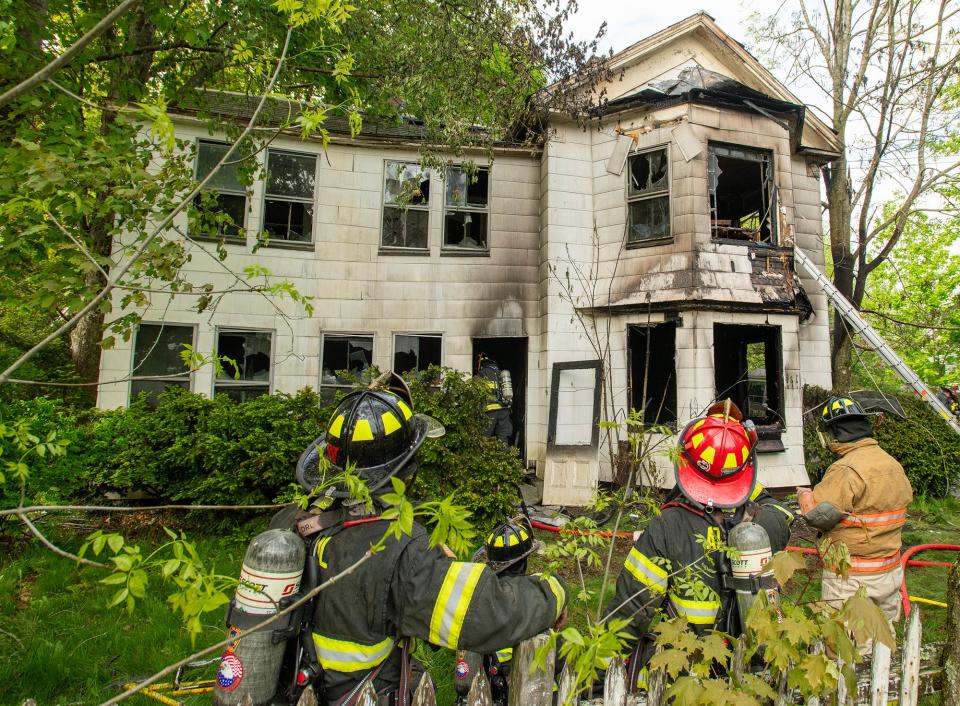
[17,511,107,568]
[0,503,285,518]
[0,0,143,109]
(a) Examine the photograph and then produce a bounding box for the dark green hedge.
[802,386,960,496]
[2,371,524,531]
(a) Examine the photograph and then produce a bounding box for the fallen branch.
[0,503,286,518]
[17,511,107,568]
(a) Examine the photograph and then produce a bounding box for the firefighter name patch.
[217,652,244,692]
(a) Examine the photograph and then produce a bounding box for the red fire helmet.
[675,410,757,510]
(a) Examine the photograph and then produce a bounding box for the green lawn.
[3,498,960,705]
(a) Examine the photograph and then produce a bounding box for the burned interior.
[628,322,677,426]
[713,324,783,434]
[708,144,776,243]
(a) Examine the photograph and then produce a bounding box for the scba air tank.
[727,521,778,623]
[214,528,306,706]
[498,369,514,404]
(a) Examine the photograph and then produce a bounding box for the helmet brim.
[296,413,432,496]
[675,457,757,510]
[474,539,544,574]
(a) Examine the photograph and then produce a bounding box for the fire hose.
[528,520,959,613]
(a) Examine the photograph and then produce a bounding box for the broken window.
[713,324,783,430]
[215,329,272,402]
[192,140,247,238]
[629,322,677,426]
[393,334,441,374]
[627,147,670,244]
[130,323,195,404]
[321,334,374,391]
[708,144,777,243]
[444,167,489,250]
[263,149,316,243]
[382,162,430,250]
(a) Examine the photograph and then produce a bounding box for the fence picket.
[413,672,437,706]
[868,642,891,706]
[468,672,493,706]
[603,658,627,706]
[357,679,378,706]
[556,662,578,706]
[508,633,555,706]
[899,608,922,706]
[295,685,318,706]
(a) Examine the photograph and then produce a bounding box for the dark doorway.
[628,323,677,426]
[713,324,784,430]
[472,337,528,458]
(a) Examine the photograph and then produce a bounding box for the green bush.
[802,385,960,496]
[407,367,524,534]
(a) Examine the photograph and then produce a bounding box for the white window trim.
[212,326,275,397]
[320,332,376,390]
[392,332,443,372]
[442,165,491,252]
[193,138,249,237]
[625,144,671,246]
[128,322,198,404]
[381,160,431,252]
[260,147,319,244]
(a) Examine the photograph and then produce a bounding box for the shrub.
[802,385,960,496]
[407,367,525,534]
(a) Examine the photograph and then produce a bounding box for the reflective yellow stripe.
[543,575,565,619]
[624,548,668,594]
[329,415,345,439]
[382,412,401,435]
[669,593,720,625]
[397,400,412,420]
[429,562,485,648]
[749,483,764,502]
[315,537,331,569]
[352,419,374,441]
[313,634,395,672]
[772,503,795,524]
[496,648,513,662]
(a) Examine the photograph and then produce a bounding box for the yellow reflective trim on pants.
[668,593,720,625]
[496,648,513,662]
[312,634,395,672]
[624,548,667,594]
[429,562,486,648]
[543,575,565,619]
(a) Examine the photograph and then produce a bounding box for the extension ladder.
[792,246,960,437]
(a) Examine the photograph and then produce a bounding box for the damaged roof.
[597,66,807,152]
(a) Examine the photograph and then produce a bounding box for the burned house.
[97,13,840,504]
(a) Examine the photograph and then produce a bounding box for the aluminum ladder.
[793,245,960,436]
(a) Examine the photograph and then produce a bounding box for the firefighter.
[605,402,792,684]
[476,354,513,445]
[454,520,542,706]
[285,383,566,706]
[798,396,913,625]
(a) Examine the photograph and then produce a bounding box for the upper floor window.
[382,162,430,251]
[192,140,247,238]
[393,334,442,374]
[130,323,194,404]
[263,149,316,243]
[708,144,776,244]
[627,147,670,245]
[444,167,489,251]
[215,328,272,402]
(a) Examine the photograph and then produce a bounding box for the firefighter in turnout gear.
[605,402,792,688]
[476,354,513,445]
[270,377,566,706]
[798,396,913,625]
[454,521,544,706]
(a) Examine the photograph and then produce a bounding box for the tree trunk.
[942,555,960,704]
[826,152,855,389]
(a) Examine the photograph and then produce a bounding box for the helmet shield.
[674,415,757,509]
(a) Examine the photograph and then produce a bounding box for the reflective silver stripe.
[429,562,485,648]
[843,510,906,524]
[624,549,667,594]
[669,595,720,625]
[313,635,395,672]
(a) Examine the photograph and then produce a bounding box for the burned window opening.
[708,144,776,244]
[130,323,195,405]
[444,166,489,251]
[215,329,273,402]
[627,147,670,244]
[713,324,783,432]
[393,334,441,374]
[382,162,430,250]
[628,323,677,426]
[321,334,373,393]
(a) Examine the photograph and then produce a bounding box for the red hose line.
[529,519,634,538]
[900,544,960,617]
[785,545,952,568]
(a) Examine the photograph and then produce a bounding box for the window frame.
[260,147,318,246]
[380,160,431,254]
[212,327,275,400]
[392,332,443,374]
[442,165,491,255]
[191,139,248,240]
[128,322,197,404]
[320,332,376,393]
[625,144,672,248]
[707,142,778,245]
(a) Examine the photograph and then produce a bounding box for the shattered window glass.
[394,334,442,373]
[191,140,248,238]
[263,149,316,243]
[321,335,374,390]
[382,162,430,250]
[130,324,194,405]
[214,329,272,402]
[626,148,670,244]
[444,166,490,251]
